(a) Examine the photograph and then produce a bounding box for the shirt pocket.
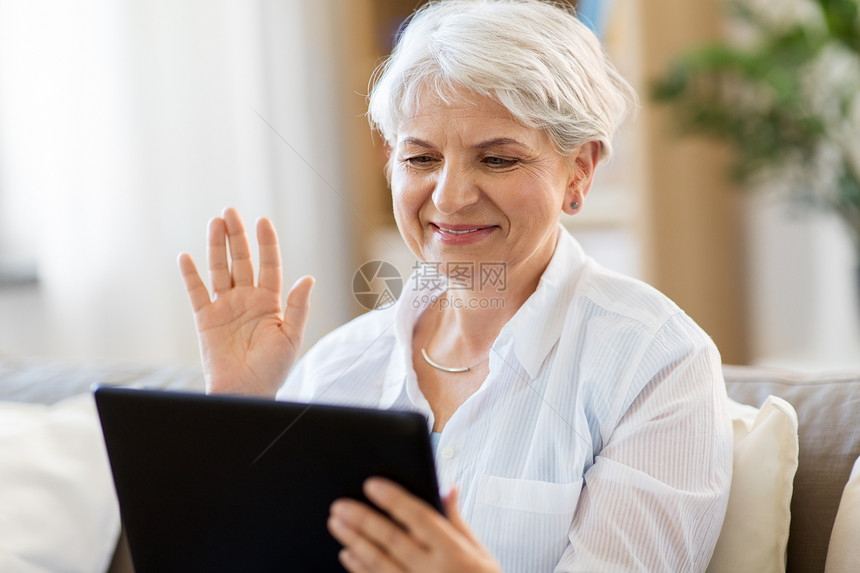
[472,475,583,572]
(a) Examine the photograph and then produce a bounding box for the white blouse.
[277,227,732,572]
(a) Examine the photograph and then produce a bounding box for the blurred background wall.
[0,0,858,371]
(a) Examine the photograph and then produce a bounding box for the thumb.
[283,275,315,337]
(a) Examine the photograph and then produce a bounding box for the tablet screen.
[95,386,441,573]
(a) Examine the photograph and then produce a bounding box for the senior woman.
[178,0,732,571]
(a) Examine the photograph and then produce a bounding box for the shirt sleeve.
[554,314,732,572]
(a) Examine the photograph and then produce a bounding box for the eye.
[407,155,435,165]
[400,155,440,172]
[482,156,518,168]
[400,155,439,170]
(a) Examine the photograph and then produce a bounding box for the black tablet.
[94,386,441,573]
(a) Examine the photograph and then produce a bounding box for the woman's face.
[390,89,597,289]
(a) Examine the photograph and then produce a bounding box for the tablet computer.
[94,386,441,573]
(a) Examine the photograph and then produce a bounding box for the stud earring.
[570,200,580,210]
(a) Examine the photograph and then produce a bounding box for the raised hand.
[178,207,314,397]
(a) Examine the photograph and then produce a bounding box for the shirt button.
[440,447,454,459]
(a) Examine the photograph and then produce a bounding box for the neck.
[418,227,560,361]
[427,261,549,358]
[442,227,557,336]
[442,284,529,337]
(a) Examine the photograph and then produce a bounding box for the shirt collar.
[380,268,446,408]
[380,224,587,402]
[501,225,587,379]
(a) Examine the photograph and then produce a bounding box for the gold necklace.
[420,300,489,373]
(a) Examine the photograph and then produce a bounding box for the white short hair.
[367,0,637,161]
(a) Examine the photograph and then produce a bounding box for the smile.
[430,223,497,245]
[439,227,480,235]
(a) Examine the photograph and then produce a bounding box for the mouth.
[431,223,496,234]
[429,222,498,245]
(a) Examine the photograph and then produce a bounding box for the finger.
[177,253,212,312]
[340,545,399,573]
[222,207,254,287]
[331,499,425,566]
[282,275,314,337]
[339,549,375,573]
[207,217,231,294]
[328,507,409,573]
[443,488,479,545]
[256,217,282,295]
[363,478,448,547]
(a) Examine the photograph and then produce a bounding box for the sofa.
[1,356,858,572]
[722,365,860,573]
[0,357,205,573]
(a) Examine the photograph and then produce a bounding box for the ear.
[563,141,601,215]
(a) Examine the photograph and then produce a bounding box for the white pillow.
[0,394,120,573]
[707,396,799,573]
[824,455,860,572]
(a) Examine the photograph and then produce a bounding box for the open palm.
[178,208,314,397]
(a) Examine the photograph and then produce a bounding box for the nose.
[431,164,480,214]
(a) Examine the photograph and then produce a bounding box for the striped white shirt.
[278,227,732,572]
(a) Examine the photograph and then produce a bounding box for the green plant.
[653,0,860,245]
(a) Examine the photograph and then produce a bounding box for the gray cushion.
[724,365,860,573]
[0,356,204,404]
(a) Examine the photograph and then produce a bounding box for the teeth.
[440,227,479,235]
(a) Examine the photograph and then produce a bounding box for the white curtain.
[745,194,860,369]
[0,0,353,363]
